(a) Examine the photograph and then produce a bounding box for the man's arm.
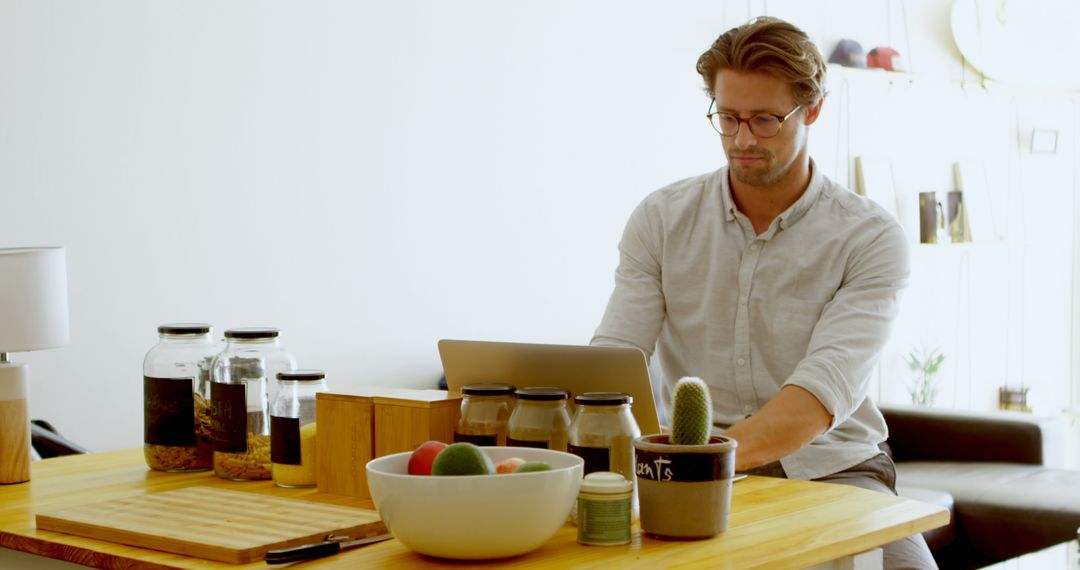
[590,200,666,356]
[724,385,831,471]
[727,221,910,471]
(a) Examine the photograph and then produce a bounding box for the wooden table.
[0,449,948,569]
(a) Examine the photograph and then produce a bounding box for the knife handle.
[265,541,341,565]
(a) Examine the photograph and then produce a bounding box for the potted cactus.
[633,376,737,539]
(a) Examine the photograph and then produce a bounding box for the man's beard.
[728,150,785,187]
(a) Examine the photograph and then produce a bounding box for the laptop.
[437,339,660,436]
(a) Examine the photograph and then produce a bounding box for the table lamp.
[0,247,70,484]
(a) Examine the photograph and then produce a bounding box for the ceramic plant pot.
[633,434,737,540]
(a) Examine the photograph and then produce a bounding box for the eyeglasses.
[706,99,802,138]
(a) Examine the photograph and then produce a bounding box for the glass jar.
[507,387,570,451]
[569,392,641,523]
[568,392,640,479]
[143,323,221,472]
[210,327,296,481]
[271,370,328,488]
[454,384,515,446]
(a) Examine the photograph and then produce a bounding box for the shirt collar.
[718,158,824,230]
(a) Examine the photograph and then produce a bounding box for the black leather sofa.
[30,419,88,459]
[881,404,1080,569]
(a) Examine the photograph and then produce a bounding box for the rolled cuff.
[784,358,857,431]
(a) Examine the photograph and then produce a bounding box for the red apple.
[495,457,526,474]
[407,441,449,475]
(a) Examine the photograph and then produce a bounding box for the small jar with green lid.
[455,383,516,446]
[506,387,570,451]
[577,471,633,546]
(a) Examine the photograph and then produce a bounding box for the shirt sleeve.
[783,220,910,430]
[590,198,667,358]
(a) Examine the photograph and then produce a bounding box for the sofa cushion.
[897,462,1080,561]
[881,405,1067,466]
[896,485,956,551]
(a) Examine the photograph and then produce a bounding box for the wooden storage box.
[373,390,462,457]
[315,388,461,499]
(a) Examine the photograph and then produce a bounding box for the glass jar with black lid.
[455,383,515,446]
[143,323,221,472]
[210,327,296,481]
[568,392,640,479]
[569,392,641,524]
[271,370,328,488]
[506,387,571,451]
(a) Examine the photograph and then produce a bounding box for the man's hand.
[722,385,832,471]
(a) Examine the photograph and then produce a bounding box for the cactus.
[670,377,713,445]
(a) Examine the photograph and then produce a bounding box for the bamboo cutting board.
[35,487,385,564]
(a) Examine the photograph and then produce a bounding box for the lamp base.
[0,362,31,484]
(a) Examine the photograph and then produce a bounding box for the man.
[591,17,934,569]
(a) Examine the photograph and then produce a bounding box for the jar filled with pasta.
[210,328,295,480]
[143,323,221,472]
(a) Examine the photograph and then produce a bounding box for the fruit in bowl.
[430,442,495,476]
[406,441,448,475]
[366,446,584,560]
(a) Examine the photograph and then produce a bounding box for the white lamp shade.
[0,247,70,352]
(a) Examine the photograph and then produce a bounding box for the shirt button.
[743,404,754,416]
[737,357,746,366]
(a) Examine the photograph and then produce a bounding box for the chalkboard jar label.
[271,416,302,465]
[568,444,610,475]
[210,383,248,453]
[144,376,196,447]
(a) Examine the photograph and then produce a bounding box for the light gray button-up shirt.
[592,161,909,480]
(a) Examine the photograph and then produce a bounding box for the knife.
[265,533,393,565]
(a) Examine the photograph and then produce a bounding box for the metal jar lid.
[515,387,569,401]
[574,392,632,406]
[158,323,211,335]
[224,327,280,339]
[462,383,516,396]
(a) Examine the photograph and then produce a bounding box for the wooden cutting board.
[35,487,385,564]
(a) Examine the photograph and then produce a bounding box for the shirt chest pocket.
[763,299,826,361]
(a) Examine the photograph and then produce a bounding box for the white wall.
[2,0,1076,453]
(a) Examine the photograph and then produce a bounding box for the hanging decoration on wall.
[866,0,913,73]
[828,39,866,69]
[866,47,906,72]
[854,156,900,220]
[1030,129,1058,154]
[945,190,970,243]
[953,161,1004,241]
[917,192,946,245]
[998,385,1031,412]
[951,0,1080,89]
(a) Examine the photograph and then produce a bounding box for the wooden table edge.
[2,529,188,570]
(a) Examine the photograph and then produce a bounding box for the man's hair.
[696,17,826,107]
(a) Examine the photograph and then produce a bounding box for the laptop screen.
[438,339,660,436]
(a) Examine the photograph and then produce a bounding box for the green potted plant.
[632,377,737,539]
[905,347,944,407]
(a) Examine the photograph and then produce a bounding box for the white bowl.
[366,446,583,560]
